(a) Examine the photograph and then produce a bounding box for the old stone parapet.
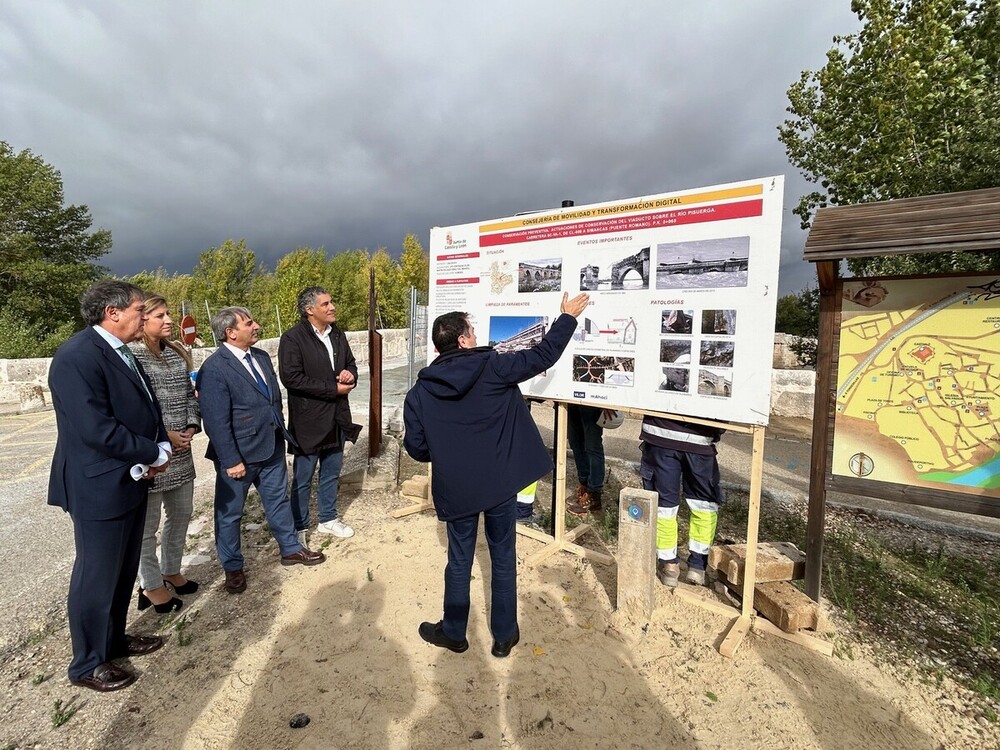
[770,368,816,418]
[0,328,410,414]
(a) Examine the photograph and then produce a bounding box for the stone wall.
[0,329,816,418]
[0,328,410,414]
[772,332,815,370]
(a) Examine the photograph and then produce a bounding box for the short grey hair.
[297,286,329,320]
[80,280,145,326]
[211,306,253,342]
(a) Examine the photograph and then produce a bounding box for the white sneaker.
[316,519,354,538]
[296,530,307,548]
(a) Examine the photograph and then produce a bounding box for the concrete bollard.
[616,487,659,619]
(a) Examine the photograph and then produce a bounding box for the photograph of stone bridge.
[518,258,562,292]
[655,236,750,289]
[578,246,650,291]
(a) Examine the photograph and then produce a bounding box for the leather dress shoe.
[70,662,136,692]
[225,569,247,594]
[281,548,326,566]
[418,621,469,653]
[491,626,520,658]
[111,634,164,659]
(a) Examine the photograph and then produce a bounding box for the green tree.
[775,286,819,367]
[254,247,331,336]
[0,141,111,355]
[779,0,1000,276]
[189,239,258,313]
[399,232,429,296]
[368,247,408,329]
[327,249,369,331]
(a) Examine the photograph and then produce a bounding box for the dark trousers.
[67,502,146,680]
[213,433,299,571]
[567,404,605,491]
[442,496,517,643]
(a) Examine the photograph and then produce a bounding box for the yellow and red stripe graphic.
[480,198,762,248]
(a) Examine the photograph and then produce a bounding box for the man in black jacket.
[404,291,589,658]
[278,287,363,545]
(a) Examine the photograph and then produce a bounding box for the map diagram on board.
[489,261,514,293]
[832,276,1000,497]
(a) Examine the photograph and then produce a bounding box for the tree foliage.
[189,239,258,311]
[0,141,111,353]
[779,0,1000,276]
[775,286,819,367]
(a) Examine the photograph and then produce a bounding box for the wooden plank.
[752,617,834,656]
[562,541,614,566]
[805,261,839,601]
[740,425,766,618]
[753,580,820,633]
[390,500,433,519]
[555,403,568,542]
[828,475,1000,518]
[564,524,591,544]
[525,541,564,567]
[673,584,739,619]
[515,523,554,544]
[719,615,752,658]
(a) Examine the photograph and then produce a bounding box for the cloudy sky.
[1,1,859,295]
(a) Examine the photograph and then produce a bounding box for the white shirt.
[91,325,171,469]
[312,324,336,369]
[224,343,270,385]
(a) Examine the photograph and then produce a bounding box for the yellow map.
[833,276,1000,496]
[489,261,513,294]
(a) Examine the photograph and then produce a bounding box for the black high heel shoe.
[165,579,200,595]
[137,588,183,614]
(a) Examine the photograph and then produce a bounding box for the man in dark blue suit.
[48,280,172,692]
[404,292,589,658]
[197,307,325,595]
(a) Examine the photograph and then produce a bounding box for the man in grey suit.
[197,307,325,595]
[48,280,171,692]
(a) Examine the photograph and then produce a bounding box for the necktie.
[244,352,270,396]
[245,352,286,431]
[119,345,153,401]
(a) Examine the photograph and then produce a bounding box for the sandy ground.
[0,437,994,750]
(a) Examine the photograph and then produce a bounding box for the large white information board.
[428,177,784,426]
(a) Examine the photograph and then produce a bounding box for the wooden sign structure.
[802,186,1000,600]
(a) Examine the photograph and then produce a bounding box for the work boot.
[684,567,707,586]
[657,560,680,588]
[567,489,602,517]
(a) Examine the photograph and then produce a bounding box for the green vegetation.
[717,495,1000,703]
[0,141,110,357]
[50,698,79,729]
[779,0,1000,276]
[0,140,430,358]
[774,286,818,368]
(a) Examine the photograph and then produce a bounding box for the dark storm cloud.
[1,1,858,293]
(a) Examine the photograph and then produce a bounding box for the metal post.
[205,300,217,346]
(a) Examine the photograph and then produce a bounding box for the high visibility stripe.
[687,498,721,513]
[656,514,678,558]
[689,507,718,554]
[516,482,538,504]
[640,423,715,445]
[657,506,679,519]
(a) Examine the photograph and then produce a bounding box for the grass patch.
[51,698,79,729]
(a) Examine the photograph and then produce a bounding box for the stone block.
[401,475,429,499]
[753,580,820,633]
[708,542,805,586]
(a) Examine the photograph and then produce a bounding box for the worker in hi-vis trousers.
[515,481,540,525]
[638,415,725,587]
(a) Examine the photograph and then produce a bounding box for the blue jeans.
[290,446,345,530]
[442,495,518,643]
[567,404,605,492]
[213,433,300,571]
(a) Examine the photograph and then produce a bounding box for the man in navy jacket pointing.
[404,291,589,658]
